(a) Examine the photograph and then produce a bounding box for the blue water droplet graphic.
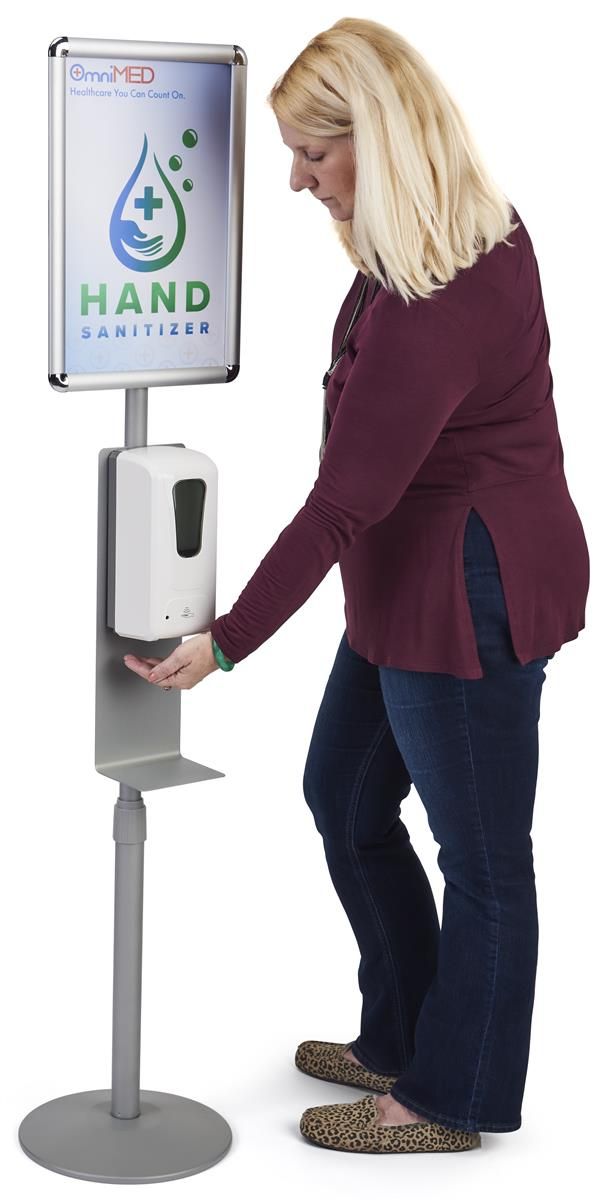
[109,134,186,273]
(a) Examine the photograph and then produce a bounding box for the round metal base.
[19,1089,232,1183]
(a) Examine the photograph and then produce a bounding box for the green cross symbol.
[135,186,163,221]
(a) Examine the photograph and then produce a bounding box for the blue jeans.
[302,507,554,1134]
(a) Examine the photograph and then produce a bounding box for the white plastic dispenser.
[107,444,218,640]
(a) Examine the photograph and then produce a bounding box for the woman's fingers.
[123,655,156,681]
[122,641,209,690]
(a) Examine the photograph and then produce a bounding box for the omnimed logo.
[69,63,155,83]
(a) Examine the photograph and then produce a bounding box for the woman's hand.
[123,631,220,690]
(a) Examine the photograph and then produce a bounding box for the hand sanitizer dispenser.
[106,445,218,641]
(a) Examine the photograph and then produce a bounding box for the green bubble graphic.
[182,129,198,148]
[169,154,182,171]
[183,178,194,192]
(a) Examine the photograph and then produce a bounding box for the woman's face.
[277,118,356,221]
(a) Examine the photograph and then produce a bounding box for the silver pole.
[111,786,146,1118]
[110,389,149,1119]
[124,386,148,447]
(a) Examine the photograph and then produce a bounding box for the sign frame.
[49,36,246,392]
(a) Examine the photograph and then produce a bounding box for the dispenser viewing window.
[173,478,206,558]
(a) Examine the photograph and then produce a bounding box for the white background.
[1,2,600,1197]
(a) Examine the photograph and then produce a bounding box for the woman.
[124,18,590,1154]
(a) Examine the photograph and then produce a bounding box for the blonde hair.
[267,17,519,304]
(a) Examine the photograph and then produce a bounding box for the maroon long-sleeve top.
[209,207,590,678]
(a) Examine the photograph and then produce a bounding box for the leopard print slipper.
[299,1093,481,1153]
[295,1039,398,1093]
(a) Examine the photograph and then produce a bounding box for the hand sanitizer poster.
[64,58,231,375]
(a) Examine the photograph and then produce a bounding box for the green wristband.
[212,637,235,671]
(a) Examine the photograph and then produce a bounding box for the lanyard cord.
[322,274,381,388]
[319,274,382,462]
